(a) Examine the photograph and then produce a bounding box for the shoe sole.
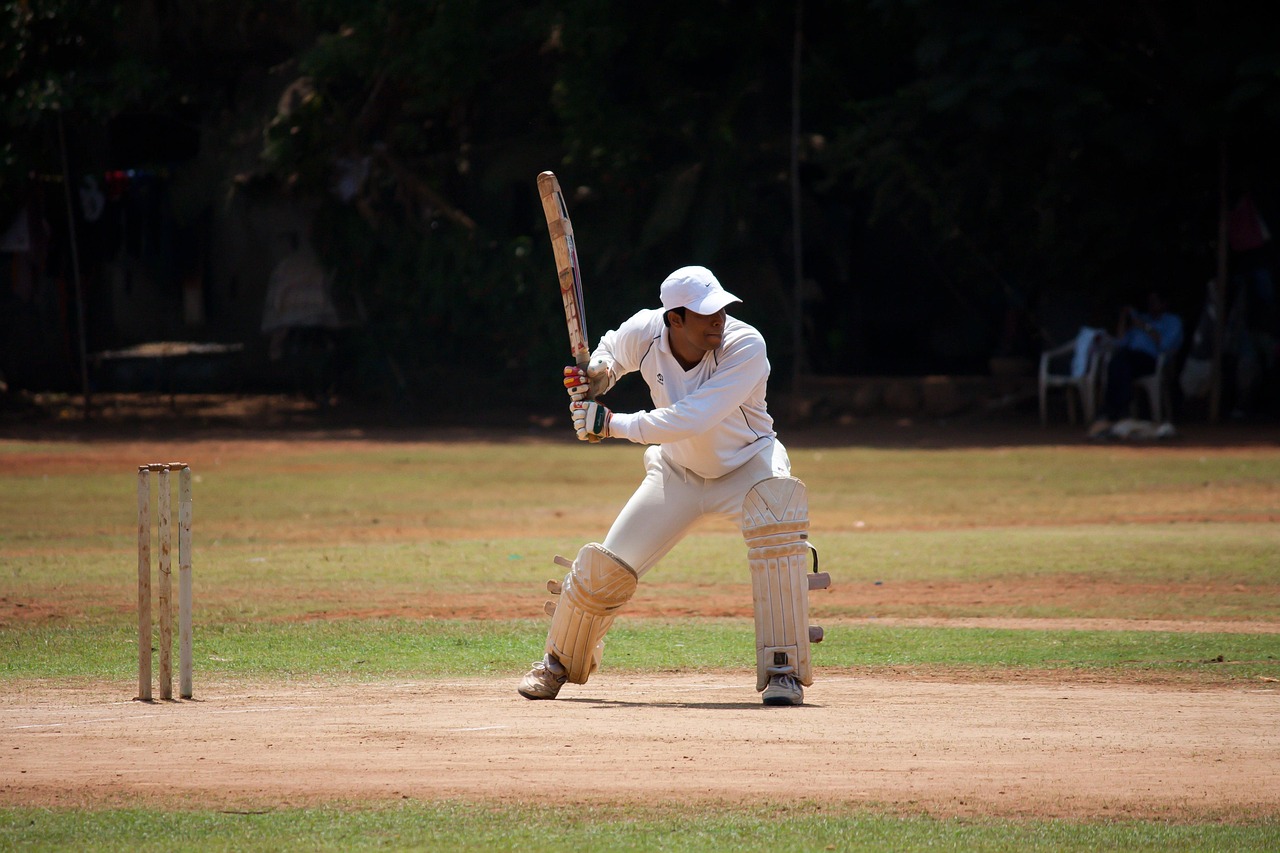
[762,694,802,706]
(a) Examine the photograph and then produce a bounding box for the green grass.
[3,803,1279,852]
[3,438,1279,540]
[4,619,1277,682]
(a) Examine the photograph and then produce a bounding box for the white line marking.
[11,715,161,729]
[9,706,327,728]
[207,706,322,715]
[444,725,509,732]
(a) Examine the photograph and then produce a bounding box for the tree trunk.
[1210,140,1229,424]
[789,0,805,410]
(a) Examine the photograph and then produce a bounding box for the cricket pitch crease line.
[9,705,322,728]
[206,706,324,715]
[443,725,511,732]
[11,715,163,729]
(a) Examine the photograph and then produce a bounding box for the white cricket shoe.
[518,655,567,700]
[762,673,804,706]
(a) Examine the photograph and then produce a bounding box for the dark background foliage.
[3,0,1278,414]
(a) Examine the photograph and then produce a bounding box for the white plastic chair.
[1038,338,1104,425]
[1131,353,1172,423]
[1098,350,1174,423]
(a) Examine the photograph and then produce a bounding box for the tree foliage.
[4,1,1280,397]
[2,0,127,188]
[832,2,1280,327]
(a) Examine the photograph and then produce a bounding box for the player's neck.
[667,332,704,371]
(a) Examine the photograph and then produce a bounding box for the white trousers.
[602,440,791,578]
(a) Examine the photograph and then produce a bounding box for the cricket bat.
[537,170,591,374]
[538,170,603,441]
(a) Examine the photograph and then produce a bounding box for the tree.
[825,1,1280,366]
[6,2,1280,409]
[265,1,816,402]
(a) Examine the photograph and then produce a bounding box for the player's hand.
[563,366,590,401]
[570,399,611,441]
[563,358,613,402]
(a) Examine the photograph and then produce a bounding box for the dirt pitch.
[3,671,1279,820]
[2,401,1278,820]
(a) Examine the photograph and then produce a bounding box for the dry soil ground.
[3,672,1278,820]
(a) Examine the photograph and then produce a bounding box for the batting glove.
[563,366,590,401]
[563,358,614,402]
[569,399,611,441]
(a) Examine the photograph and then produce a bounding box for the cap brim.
[685,290,741,315]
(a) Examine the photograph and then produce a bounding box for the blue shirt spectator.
[1119,306,1183,359]
[1090,291,1184,436]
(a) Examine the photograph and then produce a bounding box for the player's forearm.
[624,349,768,443]
[610,383,757,444]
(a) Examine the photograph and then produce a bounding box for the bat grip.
[580,359,602,443]
[573,347,601,443]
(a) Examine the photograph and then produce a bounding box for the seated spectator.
[1088,290,1183,438]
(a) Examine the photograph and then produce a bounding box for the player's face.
[674,307,726,354]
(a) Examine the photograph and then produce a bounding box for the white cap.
[659,266,741,315]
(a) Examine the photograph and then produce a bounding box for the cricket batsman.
[518,265,827,706]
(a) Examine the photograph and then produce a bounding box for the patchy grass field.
[2,412,1278,850]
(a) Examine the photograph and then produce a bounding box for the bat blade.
[537,171,590,371]
[539,170,602,442]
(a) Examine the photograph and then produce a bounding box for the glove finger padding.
[563,366,590,400]
[570,400,611,441]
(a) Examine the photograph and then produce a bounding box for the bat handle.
[586,400,603,443]
[574,355,603,443]
[584,373,603,445]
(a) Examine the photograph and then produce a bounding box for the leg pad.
[544,543,637,684]
[743,477,825,691]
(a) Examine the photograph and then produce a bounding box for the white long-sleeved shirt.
[595,308,775,478]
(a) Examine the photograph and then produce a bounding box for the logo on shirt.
[656,373,664,385]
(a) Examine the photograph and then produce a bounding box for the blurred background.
[2,1,1278,425]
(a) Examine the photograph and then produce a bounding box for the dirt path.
[3,674,1277,819]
